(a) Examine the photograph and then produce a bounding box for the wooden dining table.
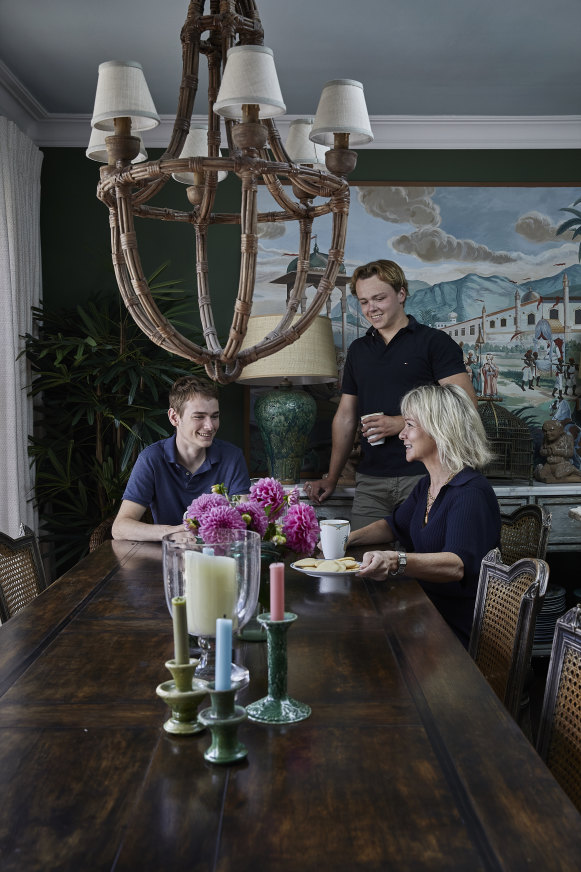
[1,538,580,872]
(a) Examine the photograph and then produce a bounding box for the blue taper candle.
[215,617,232,690]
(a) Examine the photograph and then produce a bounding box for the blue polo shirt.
[122,435,250,525]
[342,316,466,477]
[386,468,501,647]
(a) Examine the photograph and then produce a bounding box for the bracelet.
[389,551,407,576]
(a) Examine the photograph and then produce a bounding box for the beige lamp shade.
[310,79,373,146]
[91,60,160,132]
[214,46,286,119]
[285,118,329,169]
[238,315,338,386]
[86,127,148,163]
[171,125,227,184]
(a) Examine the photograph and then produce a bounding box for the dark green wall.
[39,146,581,446]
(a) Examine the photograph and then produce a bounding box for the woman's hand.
[357,550,399,579]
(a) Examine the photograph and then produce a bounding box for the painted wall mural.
[250,184,581,476]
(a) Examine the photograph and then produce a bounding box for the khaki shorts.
[351,472,426,531]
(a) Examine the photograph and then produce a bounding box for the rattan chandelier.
[90,0,372,384]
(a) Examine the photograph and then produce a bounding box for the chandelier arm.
[110,205,214,363]
[274,218,314,332]
[220,171,259,363]
[195,222,222,355]
[238,202,348,366]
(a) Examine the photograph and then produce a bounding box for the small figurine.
[534,419,581,483]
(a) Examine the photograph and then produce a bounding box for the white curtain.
[0,117,43,538]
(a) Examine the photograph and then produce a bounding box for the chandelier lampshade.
[310,79,374,146]
[171,125,228,185]
[90,61,160,131]
[214,46,286,119]
[285,119,329,169]
[90,1,370,384]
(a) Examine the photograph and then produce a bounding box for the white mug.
[319,519,350,559]
[361,412,385,445]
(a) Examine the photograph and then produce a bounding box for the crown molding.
[1,63,580,150]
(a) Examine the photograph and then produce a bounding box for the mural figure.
[565,358,577,396]
[465,351,481,395]
[552,359,565,399]
[535,419,581,482]
[481,354,499,398]
[520,354,534,392]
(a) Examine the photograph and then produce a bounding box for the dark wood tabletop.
[1,539,580,872]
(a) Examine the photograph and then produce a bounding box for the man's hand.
[360,412,403,443]
[303,477,337,504]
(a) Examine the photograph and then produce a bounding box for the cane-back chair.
[0,525,49,622]
[537,605,581,813]
[469,548,549,720]
[499,504,551,566]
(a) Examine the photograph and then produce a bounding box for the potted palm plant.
[23,265,203,572]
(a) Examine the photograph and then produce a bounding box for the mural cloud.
[515,210,567,243]
[392,227,518,264]
[357,186,440,228]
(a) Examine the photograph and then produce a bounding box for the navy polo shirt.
[387,468,501,647]
[342,316,466,477]
[122,435,251,525]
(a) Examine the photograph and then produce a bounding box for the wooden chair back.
[499,504,551,566]
[536,605,581,812]
[0,525,49,622]
[469,548,549,719]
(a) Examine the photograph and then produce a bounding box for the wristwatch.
[389,551,407,576]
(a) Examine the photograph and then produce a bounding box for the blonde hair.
[350,259,408,301]
[400,384,494,473]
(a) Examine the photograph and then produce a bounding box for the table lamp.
[238,315,338,483]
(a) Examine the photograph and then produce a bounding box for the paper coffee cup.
[319,519,350,559]
[361,412,385,446]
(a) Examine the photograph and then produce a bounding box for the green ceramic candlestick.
[246,612,311,724]
[198,686,248,764]
[156,658,209,735]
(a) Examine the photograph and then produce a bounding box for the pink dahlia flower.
[183,492,229,530]
[197,504,247,543]
[282,502,319,556]
[249,477,286,520]
[236,500,269,538]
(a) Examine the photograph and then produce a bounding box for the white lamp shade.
[91,60,160,132]
[86,127,148,163]
[310,79,373,146]
[238,315,338,386]
[214,46,286,119]
[285,118,329,168]
[171,124,227,184]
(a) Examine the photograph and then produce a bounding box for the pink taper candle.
[270,562,285,621]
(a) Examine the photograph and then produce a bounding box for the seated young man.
[112,375,250,542]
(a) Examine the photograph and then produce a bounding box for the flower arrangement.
[183,477,319,556]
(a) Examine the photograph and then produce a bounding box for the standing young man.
[112,375,250,541]
[305,260,476,529]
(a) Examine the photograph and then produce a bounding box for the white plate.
[290,561,361,578]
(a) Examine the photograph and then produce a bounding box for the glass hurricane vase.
[162,529,260,685]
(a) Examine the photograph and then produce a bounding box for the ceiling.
[1,0,580,149]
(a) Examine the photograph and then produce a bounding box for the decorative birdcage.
[478,400,533,482]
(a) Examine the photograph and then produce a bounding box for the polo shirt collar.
[164,433,220,472]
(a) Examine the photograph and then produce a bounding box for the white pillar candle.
[184,550,237,636]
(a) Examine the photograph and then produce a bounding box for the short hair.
[350,259,409,300]
[400,383,494,473]
[169,375,219,417]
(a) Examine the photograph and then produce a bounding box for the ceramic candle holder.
[198,685,248,764]
[156,658,209,735]
[246,612,311,724]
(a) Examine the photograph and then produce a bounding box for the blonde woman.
[350,383,500,647]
